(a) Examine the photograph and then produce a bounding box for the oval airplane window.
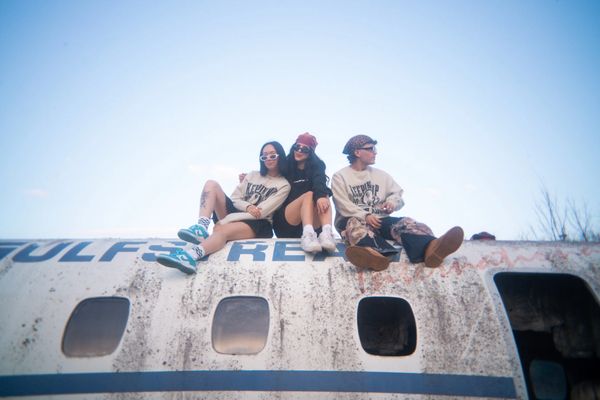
[62,297,130,357]
[212,296,269,355]
[357,296,417,356]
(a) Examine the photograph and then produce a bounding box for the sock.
[192,245,206,260]
[321,224,333,234]
[198,216,211,229]
[303,224,315,235]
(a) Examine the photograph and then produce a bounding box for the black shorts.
[211,196,274,239]
[273,205,322,238]
[273,207,303,238]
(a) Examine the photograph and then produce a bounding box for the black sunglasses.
[293,143,311,154]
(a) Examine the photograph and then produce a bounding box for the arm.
[311,161,332,201]
[230,173,252,212]
[312,167,332,214]
[219,175,253,224]
[332,172,369,220]
[219,179,290,225]
[384,174,405,212]
[256,181,290,218]
[218,211,255,225]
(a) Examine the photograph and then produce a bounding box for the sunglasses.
[259,153,279,161]
[358,146,377,153]
[293,143,311,154]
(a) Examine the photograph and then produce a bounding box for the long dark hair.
[286,144,329,184]
[259,141,287,177]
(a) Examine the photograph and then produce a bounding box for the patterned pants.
[339,216,436,263]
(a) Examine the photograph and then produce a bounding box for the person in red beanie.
[332,134,464,271]
[272,132,337,253]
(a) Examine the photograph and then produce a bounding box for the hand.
[316,197,330,214]
[366,214,381,229]
[246,205,262,218]
[238,173,247,183]
[378,201,394,215]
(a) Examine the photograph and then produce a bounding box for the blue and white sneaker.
[177,224,209,244]
[156,249,197,275]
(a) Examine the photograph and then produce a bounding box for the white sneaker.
[318,231,337,253]
[301,231,322,253]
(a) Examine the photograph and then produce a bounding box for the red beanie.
[296,132,318,150]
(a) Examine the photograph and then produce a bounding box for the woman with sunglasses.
[272,132,337,253]
[157,141,290,274]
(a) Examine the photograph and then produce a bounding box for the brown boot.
[424,226,464,268]
[345,246,391,271]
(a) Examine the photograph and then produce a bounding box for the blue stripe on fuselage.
[0,370,516,398]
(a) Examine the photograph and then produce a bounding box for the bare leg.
[199,180,229,220]
[200,222,255,255]
[314,198,336,252]
[284,192,315,227]
[314,198,333,229]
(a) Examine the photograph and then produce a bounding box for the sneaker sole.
[178,229,200,245]
[301,239,322,253]
[302,245,323,253]
[425,226,464,268]
[320,242,337,253]
[345,246,390,271]
[157,255,196,275]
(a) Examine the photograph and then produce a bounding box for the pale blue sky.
[1,1,599,240]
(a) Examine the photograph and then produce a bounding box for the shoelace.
[172,249,190,260]
[306,232,317,241]
[194,225,209,238]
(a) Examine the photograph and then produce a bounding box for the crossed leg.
[200,221,255,255]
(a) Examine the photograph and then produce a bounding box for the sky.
[1,0,599,240]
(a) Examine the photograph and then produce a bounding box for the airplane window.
[62,297,130,357]
[357,296,417,356]
[212,296,269,355]
[495,273,600,399]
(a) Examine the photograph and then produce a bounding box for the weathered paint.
[0,239,599,399]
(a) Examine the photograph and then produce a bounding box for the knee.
[203,180,220,191]
[212,224,224,234]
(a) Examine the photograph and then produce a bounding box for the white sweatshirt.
[218,171,290,225]
[332,165,404,225]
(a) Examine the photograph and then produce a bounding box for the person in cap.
[272,132,337,253]
[332,134,464,270]
[156,141,290,274]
